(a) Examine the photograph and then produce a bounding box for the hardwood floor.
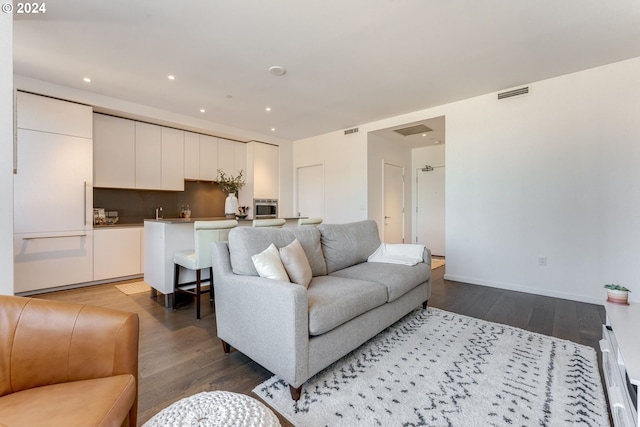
[32,266,607,426]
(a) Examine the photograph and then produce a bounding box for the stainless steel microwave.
[254,199,278,218]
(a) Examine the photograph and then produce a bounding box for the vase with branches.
[216,169,245,216]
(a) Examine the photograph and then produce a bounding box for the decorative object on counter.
[93,208,106,225]
[604,283,631,305]
[237,205,250,220]
[180,205,192,219]
[216,169,245,218]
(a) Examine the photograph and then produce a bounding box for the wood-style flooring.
[33,264,607,426]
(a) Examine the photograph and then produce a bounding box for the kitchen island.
[144,217,304,306]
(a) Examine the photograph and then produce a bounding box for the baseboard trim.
[443,274,604,306]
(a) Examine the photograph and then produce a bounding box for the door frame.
[382,161,405,243]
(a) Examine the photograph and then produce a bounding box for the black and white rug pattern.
[254,308,608,427]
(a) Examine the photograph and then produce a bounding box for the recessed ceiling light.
[422,133,427,137]
[269,66,286,76]
[167,75,176,80]
[83,77,91,83]
[200,109,206,113]
[434,140,441,144]
[271,128,276,132]
[265,107,271,112]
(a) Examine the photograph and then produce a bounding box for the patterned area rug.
[114,281,151,295]
[254,308,608,427]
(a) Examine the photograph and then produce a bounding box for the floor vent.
[497,86,530,100]
[344,127,359,135]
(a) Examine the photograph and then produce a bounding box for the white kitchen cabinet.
[219,138,247,177]
[93,114,135,188]
[253,142,279,199]
[135,122,162,190]
[218,138,235,175]
[14,232,94,293]
[14,130,92,234]
[184,131,200,180]
[93,227,143,280]
[17,92,92,138]
[184,132,218,181]
[234,141,247,177]
[14,92,94,293]
[161,127,184,191]
[200,135,218,181]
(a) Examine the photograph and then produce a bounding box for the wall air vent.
[344,127,359,135]
[497,86,530,100]
[393,124,433,136]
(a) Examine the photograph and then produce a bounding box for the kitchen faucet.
[155,206,163,220]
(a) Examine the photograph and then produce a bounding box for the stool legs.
[195,269,201,320]
[173,264,213,320]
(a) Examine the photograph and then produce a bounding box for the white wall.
[294,130,368,224]
[0,14,13,295]
[296,57,640,305]
[367,133,413,241]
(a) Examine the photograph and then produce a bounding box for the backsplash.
[93,181,230,224]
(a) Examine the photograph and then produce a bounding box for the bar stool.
[297,217,323,227]
[252,218,286,228]
[173,220,238,319]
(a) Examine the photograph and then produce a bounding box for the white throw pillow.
[251,243,289,282]
[279,239,313,288]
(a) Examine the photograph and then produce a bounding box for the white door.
[383,162,404,243]
[416,166,445,255]
[297,164,324,218]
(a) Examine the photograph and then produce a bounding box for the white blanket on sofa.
[367,243,425,266]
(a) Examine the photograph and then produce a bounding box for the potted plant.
[216,169,245,217]
[604,283,631,305]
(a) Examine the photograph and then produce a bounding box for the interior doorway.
[383,162,405,243]
[416,165,445,255]
[296,164,324,218]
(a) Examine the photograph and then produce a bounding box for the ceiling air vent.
[344,127,359,135]
[497,86,530,100]
[393,124,433,137]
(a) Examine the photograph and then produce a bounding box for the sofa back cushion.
[317,220,381,274]
[228,226,327,277]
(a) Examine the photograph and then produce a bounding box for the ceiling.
[13,0,640,142]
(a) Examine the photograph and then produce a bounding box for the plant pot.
[606,289,629,305]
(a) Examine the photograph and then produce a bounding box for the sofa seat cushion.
[330,262,431,303]
[0,374,136,427]
[307,276,387,336]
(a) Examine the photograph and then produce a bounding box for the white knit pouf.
[143,391,281,427]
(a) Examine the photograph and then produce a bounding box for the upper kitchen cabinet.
[218,138,247,178]
[161,127,184,191]
[94,114,135,188]
[135,122,162,189]
[183,132,221,181]
[94,114,184,190]
[199,135,218,181]
[253,142,279,199]
[17,91,92,138]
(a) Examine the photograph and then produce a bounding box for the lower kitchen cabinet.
[14,231,94,293]
[93,227,143,281]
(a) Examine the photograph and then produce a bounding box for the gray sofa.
[211,220,431,400]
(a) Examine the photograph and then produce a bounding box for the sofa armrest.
[0,295,139,426]
[423,247,432,266]
[212,241,309,387]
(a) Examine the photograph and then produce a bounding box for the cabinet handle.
[23,234,87,240]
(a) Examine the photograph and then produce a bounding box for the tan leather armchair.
[0,295,139,427]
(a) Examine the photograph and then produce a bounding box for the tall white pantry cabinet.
[13,92,94,292]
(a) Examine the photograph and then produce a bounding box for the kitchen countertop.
[144,217,306,224]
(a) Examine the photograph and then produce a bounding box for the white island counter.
[144,217,303,305]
